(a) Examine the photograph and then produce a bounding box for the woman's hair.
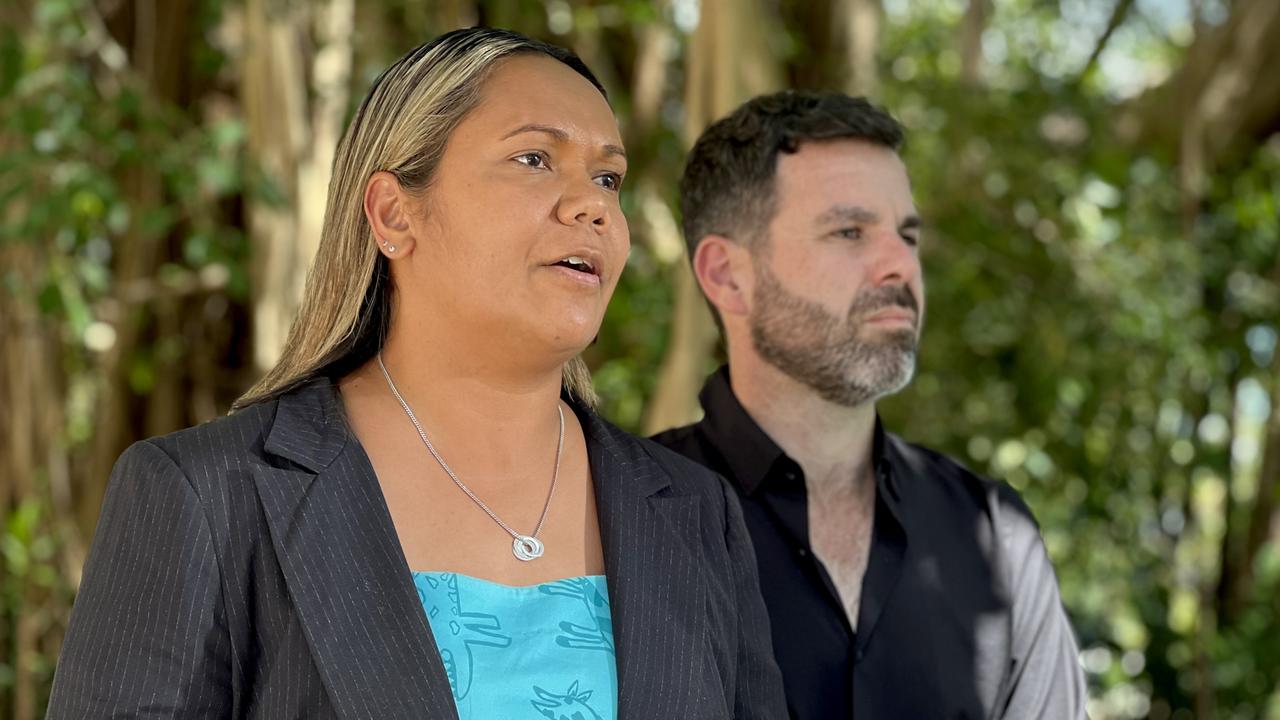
[234,28,607,410]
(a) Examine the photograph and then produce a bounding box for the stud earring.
[387,244,396,253]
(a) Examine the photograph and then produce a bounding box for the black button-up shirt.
[652,368,1085,719]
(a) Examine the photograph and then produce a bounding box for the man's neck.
[727,354,877,491]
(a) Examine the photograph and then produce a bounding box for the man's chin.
[859,322,916,339]
[852,348,917,398]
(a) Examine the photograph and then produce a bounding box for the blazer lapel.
[251,378,457,719]
[579,408,707,718]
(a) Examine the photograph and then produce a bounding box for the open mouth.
[551,255,598,277]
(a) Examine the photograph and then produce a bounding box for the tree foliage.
[1,1,1278,718]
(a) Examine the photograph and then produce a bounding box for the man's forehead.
[773,144,915,215]
[774,138,906,177]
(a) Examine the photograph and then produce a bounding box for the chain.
[377,353,564,544]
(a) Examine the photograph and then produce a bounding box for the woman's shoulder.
[580,407,732,506]
[127,376,343,492]
[142,395,281,469]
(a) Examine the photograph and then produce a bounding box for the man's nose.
[868,229,919,286]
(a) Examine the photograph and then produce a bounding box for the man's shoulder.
[649,420,705,457]
[649,419,735,487]
[642,433,727,492]
[886,432,1037,526]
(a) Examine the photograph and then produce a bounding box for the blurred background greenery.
[1,0,1278,718]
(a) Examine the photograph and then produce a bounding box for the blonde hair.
[235,29,605,410]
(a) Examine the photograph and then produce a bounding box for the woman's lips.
[546,264,603,287]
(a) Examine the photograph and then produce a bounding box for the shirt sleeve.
[46,440,233,719]
[993,488,1087,720]
[720,475,790,719]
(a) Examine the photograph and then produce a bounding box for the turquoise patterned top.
[411,571,618,720]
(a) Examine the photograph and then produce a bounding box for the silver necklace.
[377,353,563,561]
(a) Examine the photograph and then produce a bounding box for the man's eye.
[835,227,862,240]
[515,152,548,169]
[595,173,623,191]
[902,233,919,247]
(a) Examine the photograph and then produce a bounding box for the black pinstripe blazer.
[46,377,787,719]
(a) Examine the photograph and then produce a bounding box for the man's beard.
[749,261,920,408]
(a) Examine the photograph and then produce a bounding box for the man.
[652,91,1086,719]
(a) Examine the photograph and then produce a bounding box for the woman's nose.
[556,179,610,231]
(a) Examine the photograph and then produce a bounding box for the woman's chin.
[533,316,601,358]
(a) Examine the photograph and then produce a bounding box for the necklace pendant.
[512,535,544,561]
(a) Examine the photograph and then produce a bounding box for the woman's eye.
[515,152,548,169]
[595,173,623,191]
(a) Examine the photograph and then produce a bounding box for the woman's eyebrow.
[501,123,626,159]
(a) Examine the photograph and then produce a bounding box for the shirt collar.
[698,366,790,495]
[698,366,903,502]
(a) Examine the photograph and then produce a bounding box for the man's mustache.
[849,285,919,321]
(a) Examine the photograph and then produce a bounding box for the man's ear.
[692,235,751,318]
[364,171,415,258]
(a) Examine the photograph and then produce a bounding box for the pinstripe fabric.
[46,377,787,719]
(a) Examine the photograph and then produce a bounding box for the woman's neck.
[343,328,570,476]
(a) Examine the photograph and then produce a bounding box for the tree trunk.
[242,0,353,378]
[1121,0,1280,167]
[298,0,355,314]
[83,0,195,544]
[629,3,675,141]
[644,0,781,434]
[1225,335,1280,618]
[0,243,63,720]
[959,0,988,85]
[242,0,307,376]
[834,0,880,97]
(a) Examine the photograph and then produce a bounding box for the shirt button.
[854,649,865,663]
[797,548,808,557]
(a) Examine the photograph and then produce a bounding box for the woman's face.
[390,54,629,367]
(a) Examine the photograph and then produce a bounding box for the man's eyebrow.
[501,123,627,160]
[815,205,880,226]
[816,204,923,232]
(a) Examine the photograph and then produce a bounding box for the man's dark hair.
[680,91,904,261]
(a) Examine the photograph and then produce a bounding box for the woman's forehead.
[462,55,621,147]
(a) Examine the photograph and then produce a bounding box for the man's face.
[747,139,924,407]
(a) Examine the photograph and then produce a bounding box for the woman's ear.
[364,171,415,258]
[692,235,751,318]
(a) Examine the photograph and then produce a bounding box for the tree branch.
[959,0,988,85]
[1072,0,1135,88]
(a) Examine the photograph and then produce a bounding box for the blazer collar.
[260,376,348,472]
[254,376,707,718]
[251,376,458,719]
[568,401,709,717]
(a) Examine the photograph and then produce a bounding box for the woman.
[46,28,786,720]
